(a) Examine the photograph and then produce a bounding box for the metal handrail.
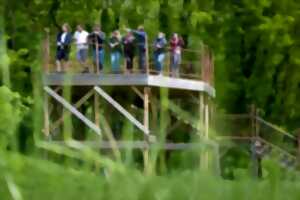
[255,116,297,141]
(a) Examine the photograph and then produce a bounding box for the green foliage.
[2,0,300,198]
[0,86,27,150]
[3,0,300,130]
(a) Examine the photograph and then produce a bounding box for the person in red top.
[170,33,184,77]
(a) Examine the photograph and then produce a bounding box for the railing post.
[201,45,214,85]
[145,34,150,74]
[250,104,257,138]
[95,36,100,74]
[201,45,208,82]
[43,28,50,73]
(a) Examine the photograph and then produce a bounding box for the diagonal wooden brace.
[50,89,94,132]
[44,87,101,136]
[94,86,150,135]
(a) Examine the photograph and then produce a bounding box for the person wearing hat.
[88,25,106,72]
[127,25,147,72]
[153,32,167,75]
[122,30,136,73]
[109,30,122,72]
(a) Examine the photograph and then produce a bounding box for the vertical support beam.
[200,93,209,170]
[250,104,256,138]
[95,34,100,74]
[204,96,209,140]
[143,87,150,174]
[255,108,260,138]
[204,95,210,170]
[199,93,204,136]
[43,92,50,138]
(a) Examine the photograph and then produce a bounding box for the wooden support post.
[199,93,204,136]
[143,87,150,174]
[250,104,256,138]
[204,96,209,140]
[43,92,50,138]
[204,95,210,170]
[255,108,260,138]
[200,93,209,170]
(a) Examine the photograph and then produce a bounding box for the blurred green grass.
[2,152,300,200]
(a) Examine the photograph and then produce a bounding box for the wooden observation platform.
[41,33,218,171]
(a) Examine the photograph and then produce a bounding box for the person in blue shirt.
[88,25,106,72]
[153,32,167,75]
[127,25,147,72]
[56,23,72,72]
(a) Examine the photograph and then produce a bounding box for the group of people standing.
[55,23,185,76]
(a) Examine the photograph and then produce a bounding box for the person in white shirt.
[74,25,89,72]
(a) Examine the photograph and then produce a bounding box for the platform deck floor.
[43,73,215,97]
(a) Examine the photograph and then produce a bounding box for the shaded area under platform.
[43,73,216,97]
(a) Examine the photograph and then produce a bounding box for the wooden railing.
[42,31,215,84]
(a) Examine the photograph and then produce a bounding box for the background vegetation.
[1,0,300,199]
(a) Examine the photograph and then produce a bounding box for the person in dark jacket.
[56,23,72,72]
[122,31,135,73]
[127,25,147,72]
[88,25,106,72]
[153,32,167,75]
[109,30,122,73]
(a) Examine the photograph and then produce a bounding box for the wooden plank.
[94,91,100,128]
[44,73,148,86]
[46,140,216,150]
[44,86,101,135]
[94,86,150,135]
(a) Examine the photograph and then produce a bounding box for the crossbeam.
[94,86,149,135]
[46,140,217,150]
[44,87,101,135]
